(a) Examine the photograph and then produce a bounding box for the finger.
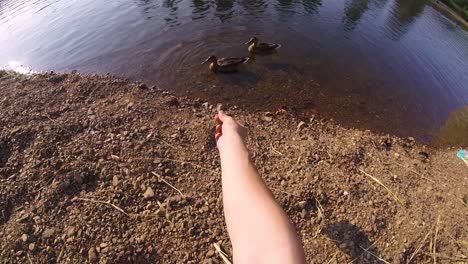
[215,114,222,125]
[217,111,231,122]
[216,124,222,133]
[215,132,222,141]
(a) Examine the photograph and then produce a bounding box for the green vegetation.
[441,0,468,21]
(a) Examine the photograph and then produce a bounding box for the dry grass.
[358,169,404,206]
[152,171,185,196]
[213,243,232,264]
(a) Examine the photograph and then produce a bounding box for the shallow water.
[1,0,468,144]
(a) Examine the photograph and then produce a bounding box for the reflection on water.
[433,107,468,147]
[343,0,369,31]
[387,0,428,38]
[0,0,468,145]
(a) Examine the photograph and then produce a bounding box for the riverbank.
[431,0,468,28]
[0,71,467,263]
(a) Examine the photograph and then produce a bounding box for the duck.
[245,37,281,53]
[201,55,249,73]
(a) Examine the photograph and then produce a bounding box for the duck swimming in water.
[245,37,281,54]
[201,55,249,73]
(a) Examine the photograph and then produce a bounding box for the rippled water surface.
[1,0,468,143]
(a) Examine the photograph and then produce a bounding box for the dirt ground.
[0,70,467,263]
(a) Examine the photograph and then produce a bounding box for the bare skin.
[215,111,306,264]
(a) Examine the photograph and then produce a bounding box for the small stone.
[263,112,274,122]
[143,187,155,199]
[112,176,119,187]
[42,228,55,239]
[100,243,108,248]
[28,243,35,251]
[343,191,349,196]
[88,247,98,263]
[280,180,286,186]
[297,201,307,209]
[66,227,76,237]
[206,249,215,257]
[20,234,28,242]
[297,121,307,129]
[202,102,210,109]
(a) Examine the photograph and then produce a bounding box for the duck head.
[201,55,218,65]
[245,37,258,46]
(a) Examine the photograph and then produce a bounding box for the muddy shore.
[0,70,467,263]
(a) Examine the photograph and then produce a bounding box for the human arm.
[215,111,306,264]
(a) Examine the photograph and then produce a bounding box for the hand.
[215,111,247,147]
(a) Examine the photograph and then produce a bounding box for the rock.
[100,243,108,248]
[88,247,98,263]
[166,97,179,107]
[297,121,307,129]
[280,180,286,186]
[143,187,155,199]
[42,228,55,239]
[112,176,119,187]
[28,243,35,251]
[20,234,28,242]
[138,83,148,90]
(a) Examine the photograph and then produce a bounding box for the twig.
[358,169,404,207]
[288,153,302,175]
[359,245,391,264]
[154,136,178,149]
[404,167,434,183]
[270,143,283,156]
[213,243,232,264]
[407,229,432,264]
[161,158,213,172]
[433,215,440,264]
[71,197,129,216]
[27,253,33,264]
[152,172,184,196]
[423,252,467,262]
[56,247,64,263]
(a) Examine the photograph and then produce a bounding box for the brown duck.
[201,55,249,73]
[245,37,281,53]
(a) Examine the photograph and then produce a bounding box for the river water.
[1,0,467,144]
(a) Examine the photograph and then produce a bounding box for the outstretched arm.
[215,111,306,264]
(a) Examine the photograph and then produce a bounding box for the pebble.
[298,201,307,209]
[66,227,76,237]
[88,247,98,263]
[20,234,28,242]
[144,187,155,199]
[112,176,119,187]
[28,243,35,251]
[263,112,274,122]
[42,228,55,239]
